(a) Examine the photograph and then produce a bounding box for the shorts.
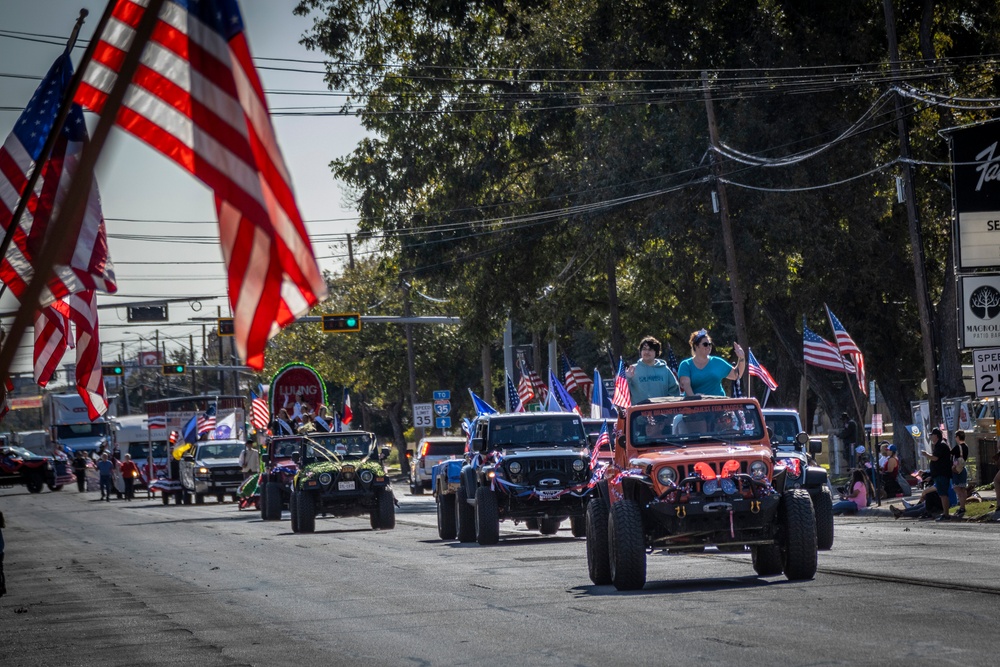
[933,475,952,496]
[952,469,968,488]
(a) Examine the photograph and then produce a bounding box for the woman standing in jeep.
[677,329,745,397]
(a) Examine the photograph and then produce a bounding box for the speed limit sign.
[413,403,434,428]
[972,347,1000,397]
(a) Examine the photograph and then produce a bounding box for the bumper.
[644,494,780,541]
[501,491,590,520]
[193,479,243,495]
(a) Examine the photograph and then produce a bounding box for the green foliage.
[300,459,386,481]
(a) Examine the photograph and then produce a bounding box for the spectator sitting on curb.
[832,469,868,515]
[890,478,944,520]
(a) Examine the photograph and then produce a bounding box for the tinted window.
[767,416,800,444]
[307,434,372,460]
[196,443,243,459]
[488,418,586,449]
[630,403,764,445]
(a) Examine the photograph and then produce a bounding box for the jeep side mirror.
[795,432,809,446]
[290,452,300,464]
[471,437,486,453]
[614,434,625,451]
[809,438,823,455]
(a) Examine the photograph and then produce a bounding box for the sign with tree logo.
[960,275,1000,348]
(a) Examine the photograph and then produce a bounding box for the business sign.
[139,350,162,367]
[951,120,1000,269]
[959,274,1000,348]
[413,403,433,428]
[972,347,1000,397]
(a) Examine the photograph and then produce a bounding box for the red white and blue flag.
[197,404,217,436]
[561,353,592,396]
[747,348,778,392]
[591,422,609,468]
[826,306,866,394]
[250,390,269,431]
[611,357,631,409]
[0,53,116,306]
[342,389,353,425]
[519,358,546,404]
[803,326,856,374]
[76,0,326,371]
[506,374,525,413]
[148,415,167,429]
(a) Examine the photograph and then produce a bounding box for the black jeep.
[290,431,395,533]
[449,412,594,545]
[259,435,302,520]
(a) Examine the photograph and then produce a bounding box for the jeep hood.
[630,444,771,467]
[500,447,588,459]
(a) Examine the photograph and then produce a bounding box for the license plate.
[537,490,561,501]
[338,481,355,491]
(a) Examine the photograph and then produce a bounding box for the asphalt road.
[1,485,997,666]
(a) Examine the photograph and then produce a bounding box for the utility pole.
[346,233,355,270]
[402,280,421,442]
[503,318,514,412]
[883,0,939,426]
[481,344,492,405]
[189,334,196,395]
[702,71,750,358]
[155,329,161,400]
[216,306,224,394]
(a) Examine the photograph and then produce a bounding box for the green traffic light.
[346,317,357,327]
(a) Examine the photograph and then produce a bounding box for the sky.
[0,0,366,379]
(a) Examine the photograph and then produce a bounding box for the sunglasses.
[700,341,714,348]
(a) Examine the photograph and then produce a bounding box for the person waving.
[677,329,745,397]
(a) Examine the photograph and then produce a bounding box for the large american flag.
[250,390,269,431]
[803,325,856,374]
[75,0,327,371]
[519,358,547,404]
[591,422,609,468]
[197,404,217,436]
[826,307,866,394]
[506,374,525,413]
[0,53,116,306]
[747,348,778,392]
[33,301,71,387]
[561,353,592,397]
[611,357,631,409]
[69,290,108,420]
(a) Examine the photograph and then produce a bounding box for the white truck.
[45,393,115,457]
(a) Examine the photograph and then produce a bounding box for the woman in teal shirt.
[677,329,745,397]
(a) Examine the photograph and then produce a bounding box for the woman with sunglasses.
[677,329,745,397]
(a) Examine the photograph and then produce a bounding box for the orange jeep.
[586,396,817,590]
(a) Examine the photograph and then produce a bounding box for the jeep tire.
[263,482,283,520]
[780,489,818,580]
[524,519,539,531]
[813,488,835,551]
[455,485,476,542]
[570,515,587,538]
[437,493,457,540]
[410,480,423,495]
[751,544,783,576]
[586,497,611,585]
[539,518,561,535]
[298,491,316,533]
[475,487,500,545]
[161,492,170,505]
[609,500,646,591]
[371,488,396,530]
[26,474,44,494]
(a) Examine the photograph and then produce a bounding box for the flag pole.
[0,0,167,383]
[0,8,101,303]
[823,304,878,505]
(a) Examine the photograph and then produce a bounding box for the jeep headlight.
[656,467,677,485]
[508,461,522,475]
[318,472,332,486]
[359,469,374,483]
[572,459,586,472]
[749,461,768,480]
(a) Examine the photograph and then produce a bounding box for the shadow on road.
[570,575,792,597]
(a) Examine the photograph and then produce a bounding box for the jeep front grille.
[677,461,749,479]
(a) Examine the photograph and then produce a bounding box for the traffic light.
[217,317,234,336]
[102,364,124,376]
[322,312,362,333]
[162,364,186,375]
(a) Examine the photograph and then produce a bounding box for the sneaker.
[917,512,933,519]
[955,508,966,516]
[890,506,903,520]
[935,514,949,522]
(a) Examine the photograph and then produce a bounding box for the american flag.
[665,345,680,375]
[33,301,71,387]
[69,290,108,420]
[520,358,547,404]
[250,390,269,431]
[591,422,609,468]
[516,371,534,405]
[506,374,525,413]
[0,52,116,306]
[827,307,866,394]
[803,326,856,374]
[562,353,592,397]
[75,0,326,371]
[197,404,217,436]
[611,357,631,409]
[747,348,778,391]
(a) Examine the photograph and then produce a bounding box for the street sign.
[413,403,433,428]
[434,400,451,417]
[435,416,452,429]
[432,390,450,400]
[973,347,1000,397]
[871,414,883,436]
[127,303,168,322]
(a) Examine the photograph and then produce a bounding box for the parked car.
[409,436,466,494]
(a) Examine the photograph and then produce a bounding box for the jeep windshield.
[306,434,372,461]
[765,415,801,450]
[488,417,587,450]
[630,403,765,445]
[195,443,243,459]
